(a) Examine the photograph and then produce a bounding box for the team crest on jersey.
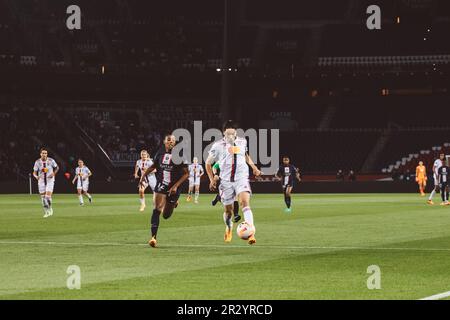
[228,146,241,154]
[284,167,290,173]
[162,154,172,164]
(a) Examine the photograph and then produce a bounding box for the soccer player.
[211,161,241,223]
[415,161,427,196]
[428,153,445,205]
[33,148,59,218]
[140,134,189,248]
[72,159,93,205]
[205,120,261,245]
[134,150,157,212]
[438,159,450,206]
[186,157,204,204]
[275,156,301,213]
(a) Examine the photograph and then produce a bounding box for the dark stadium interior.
[1,0,449,184]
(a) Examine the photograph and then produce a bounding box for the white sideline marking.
[419,291,450,300]
[0,240,450,252]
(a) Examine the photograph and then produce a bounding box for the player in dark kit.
[275,156,301,213]
[438,158,450,206]
[140,134,189,247]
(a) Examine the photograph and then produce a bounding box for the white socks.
[139,197,145,205]
[429,190,436,201]
[45,196,52,208]
[195,191,199,202]
[79,195,84,204]
[242,207,254,226]
[223,212,233,229]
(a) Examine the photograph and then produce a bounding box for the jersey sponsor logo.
[162,154,172,164]
[228,146,241,154]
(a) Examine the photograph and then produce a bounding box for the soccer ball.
[236,222,255,240]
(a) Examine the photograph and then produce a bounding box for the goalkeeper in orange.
[415,161,427,196]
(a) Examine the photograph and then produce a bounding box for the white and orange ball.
[236,222,255,240]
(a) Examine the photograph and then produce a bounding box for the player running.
[438,158,449,206]
[72,159,93,205]
[275,156,301,213]
[186,157,204,204]
[134,150,157,212]
[415,161,427,196]
[33,148,59,218]
[206,120,261,245]
[428,152,445,205]
[211,162,241,223]
[140,134,189,248]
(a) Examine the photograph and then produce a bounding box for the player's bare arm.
[140,163,156,187]
[296,168,301,182]
[168,167,189,195]
[49,166,59,179]
[205,155,216,191]
[134,164,139,179]
[245,153,262,176]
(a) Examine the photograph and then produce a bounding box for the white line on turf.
[0,240,450,252]
[419,291,450,300]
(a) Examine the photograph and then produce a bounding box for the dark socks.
[151,209,161,238]
[233,200,239,217]
[284,193,291,208]
[212,194,221,206]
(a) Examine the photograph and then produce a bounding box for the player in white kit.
[186,157,204,204]
[427,152,445,205]
[134,150,156,212]
[206,120,261,245]
[32,148,59,218]
[72,159,93,206]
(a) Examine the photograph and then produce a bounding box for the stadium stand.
[1,0,450,182]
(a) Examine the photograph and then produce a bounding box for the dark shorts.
[282,183,294,191]
[154,181,181,204]
[440,182,449,190]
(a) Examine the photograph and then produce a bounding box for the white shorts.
[38,179,55,194]
[189,177,201,187]
[77,179,89,192]
[141,175,157,191]
[219,179,252,206]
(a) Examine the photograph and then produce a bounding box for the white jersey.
[208,137,248,182]
[136,159,154,175]
[188,164,204,180]
[136,158,156,183]
[75,166,91,182]
[434,159,443,178]
[136,158,156,190]
[33,158,58,182]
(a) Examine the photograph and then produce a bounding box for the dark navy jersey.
[153,146,186,188]
[277,164,298,186]
[438,166,449,184]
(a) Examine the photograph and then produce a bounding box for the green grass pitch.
[1,193,450,300]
